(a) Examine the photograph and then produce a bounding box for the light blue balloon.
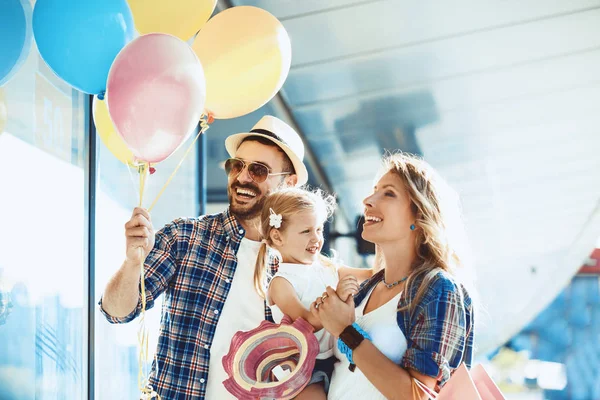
[33,0,136,95]
[0,0,33,86]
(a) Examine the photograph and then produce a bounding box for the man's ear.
[283,174,298,188]
[270,229,284,247]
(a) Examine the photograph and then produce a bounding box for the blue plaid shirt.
[354,269,474,387]
[99,209,277,398]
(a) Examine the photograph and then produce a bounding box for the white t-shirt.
[268,262,339,359]
[204,238,265,399]
[328,287,408,400]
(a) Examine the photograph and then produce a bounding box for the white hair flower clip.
[269,208,282,229]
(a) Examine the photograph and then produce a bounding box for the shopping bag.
[471,364,506,400]
[413,364,506,400]
[413,363,481,400]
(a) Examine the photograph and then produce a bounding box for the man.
[99,115,309,399]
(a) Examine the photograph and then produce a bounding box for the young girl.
[254,187,372,400]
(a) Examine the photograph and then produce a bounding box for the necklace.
[382,275,408,289]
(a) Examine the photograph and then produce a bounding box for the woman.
[312,153,475,399]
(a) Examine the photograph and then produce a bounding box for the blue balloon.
[33,0,136,95]
[0,0,33,86]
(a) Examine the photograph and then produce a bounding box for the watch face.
[340,325,365,350]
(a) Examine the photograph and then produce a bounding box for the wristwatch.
[339,324,366,350]
[338,323,371,372]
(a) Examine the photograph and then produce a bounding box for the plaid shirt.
[353,268,474,387]
[99,209,277,398]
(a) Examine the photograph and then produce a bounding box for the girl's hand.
[336,275,359,302]
[310,287,355,337]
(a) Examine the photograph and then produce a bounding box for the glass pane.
[0,44,87,398]
[94,125,198,399]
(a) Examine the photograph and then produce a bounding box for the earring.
[410,224,415,231]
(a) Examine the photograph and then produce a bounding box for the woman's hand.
[336,275,359,301]
[310,287,355,337]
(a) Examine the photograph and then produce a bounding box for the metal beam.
[83,94,96,400]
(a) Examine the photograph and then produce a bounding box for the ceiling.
[203,0,600,353]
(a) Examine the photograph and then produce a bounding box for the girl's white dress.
[268,261,339,359]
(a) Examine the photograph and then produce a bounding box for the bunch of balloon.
[0,0,33,87]
[95,4,294,205]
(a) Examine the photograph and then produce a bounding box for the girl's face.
[273,209,325,265]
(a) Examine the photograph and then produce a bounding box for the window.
[0,48,87,398]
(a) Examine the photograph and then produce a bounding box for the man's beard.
[228,182,265,221]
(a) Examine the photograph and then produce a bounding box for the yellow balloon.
[93,97,135,166]
[128,0,217,41]
[0,89,6,134]
[192,6,292,119]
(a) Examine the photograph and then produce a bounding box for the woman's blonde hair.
[375,152,474,313]
[254,187,336,298]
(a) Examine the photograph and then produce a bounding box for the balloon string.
[137,164,161,400]
[135,113,213,398]
[127,162,140,200]
[147,114,212,212]
[138,163,148,208]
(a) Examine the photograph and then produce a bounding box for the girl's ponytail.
[254,241,270,299]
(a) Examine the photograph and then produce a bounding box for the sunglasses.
[224,158,291,183]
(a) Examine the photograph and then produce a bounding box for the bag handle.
[412,378,438,399]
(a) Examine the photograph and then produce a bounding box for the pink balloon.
[106,33,206,164]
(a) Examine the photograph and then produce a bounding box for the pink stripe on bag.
[414,363,505,400]
[471,364,506,400]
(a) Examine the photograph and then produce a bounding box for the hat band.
[250,129,288,147]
